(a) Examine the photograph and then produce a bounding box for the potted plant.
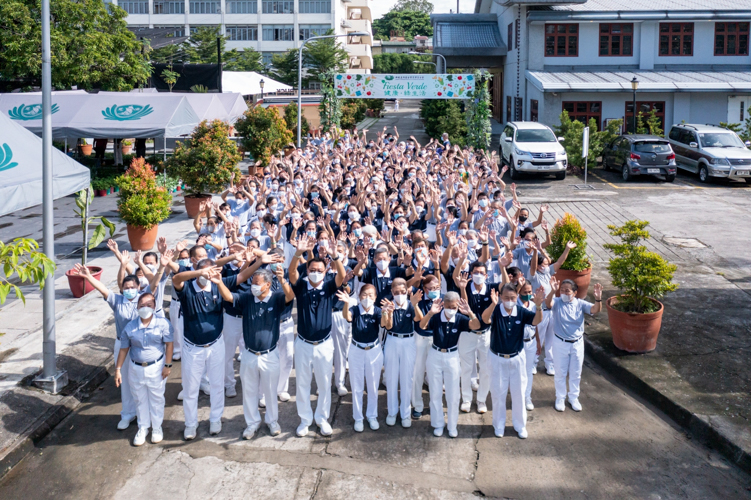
[234,105,292,169]
[80,139,93,156]
[121,139,133,155]
[92,177,108,197]
[65,187,116,298]
[603,220,678,353]
[116,158,172,250]
[547,212,591,298]
[165,119,241,218]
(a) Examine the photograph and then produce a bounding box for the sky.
[370,0,477,20]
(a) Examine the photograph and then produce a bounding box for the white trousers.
[115,338,137,421]
[552,335,585,401]
[384,335,416,419]
[426,348,460,433]
[348,343,383,421]
[294,337,334,427]
[277,318,295,394]
[458,330,490,405]
[240,348,280,427]
[170,300,183,357]
[411,335,433,413]
[523,337,538,401]
[222,313,244,389]
[128,358,166,429]
[539,310,555,369]
[489,350,528,434]
[181,336,226,428]
[331,311,352,390]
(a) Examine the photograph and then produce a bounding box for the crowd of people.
[76,125,603,446]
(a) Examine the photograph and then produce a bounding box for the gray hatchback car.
[601,135,678,182]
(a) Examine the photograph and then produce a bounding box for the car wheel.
[665,174,676,183]
[555,171,566,180]
[698,165,709,183]
[510,159,520,180]
[622,164,631,181]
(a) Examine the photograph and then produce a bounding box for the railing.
[153,0,185,14]
[226,0,257,13]
[189,1,221,14]
[119,1,148,14]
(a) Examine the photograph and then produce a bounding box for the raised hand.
[157,236,168,255]
[540,204,549,213]
[380,298,395,313]
[454,272,470,289]
[335,290,351,303]
[457,298,471,315]
[73,263,92,277]
[120,250,130,266]
[411,289,423,305]
[593,283,603,301]
[176,240,188,253]
[565,241,577,250]
[550,276,560,292]
[490,288,499,306]
[430,298,443,315]
[160,249,174,267]
[533,286,545,306]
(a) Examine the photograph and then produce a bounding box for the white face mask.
[308,271,325,284]
[561,293,574,303]
[393,294,407,306]
[146,264,157,273]
[251,284,265,297]
[197,276,209,288]
[466,239,477,249]
[472,274,486,285]
[443,308,457,320]
[348,212,360,221]
[503,300,516,310]
[250,228,261,238]
[139,277,149,289]
[359,296,374,310]
[138,307,154,319]
[375,260,389,271]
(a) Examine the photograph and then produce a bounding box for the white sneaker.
[296,423,309,437]
[184,426,197,440]
[209,420,222,435]
[133,427,148,446]
[177,390,184,401]
[225,386,237,398]
[318,420,332,436]
[200,382,211,395]
[532,365,537,375]
[471,381,479,392]
[368,418,380,431]
[477,402,488,414]
[569,398,582,412]
[401,418,411,428]
[354,420,364,433]
[337,385,348,397]
[117,416,135,430]
[243,424,259,440]
[555,399,565,412]
[525,399,534,411]
[448,429,458,438]
[433,427,444,437]
[546,365,555,376]
[172,353,181,361]
[517,427,528,439]
[268,422,281,436]
[278,392,291,402]
[259,395,266,408]
[494,428,504,438]
[460,401,471,413]
[385,414,397,426]
[151,427,163,444]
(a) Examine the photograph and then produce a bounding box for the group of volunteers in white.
[76,125,603,446]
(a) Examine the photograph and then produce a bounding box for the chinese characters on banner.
[334,74,475,99]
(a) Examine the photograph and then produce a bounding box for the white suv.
[499,122,568,180]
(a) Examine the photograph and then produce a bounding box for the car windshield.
[515,129,557,143]
[634,142,671,153]
[698,132,745,148]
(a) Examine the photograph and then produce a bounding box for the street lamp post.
[631,76,639,134]
[297,32,369,147]
[408,51,447,73]
[259,78,265,101]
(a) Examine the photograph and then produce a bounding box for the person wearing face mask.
[380,279,423,428]
[337,285,392,432]
[165,245,206,365]
[222,185,254,229]
[546,278,603,413]
[356,247,407,305]
[511,228,540,281]
[330,243,359,398]
[482,284,544,439]
[114,293,174,446]
[517,282,543,411]
[74,264,141,431]
[419,292,481,438]
[411,275,440,419]
[215,267,295,439]
[288,235,347,437]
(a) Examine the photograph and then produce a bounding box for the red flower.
[437,92,442,96]
[366,91,371,95]
[346,75,352,79]
[458,76,462,80]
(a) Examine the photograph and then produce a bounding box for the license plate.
[737,170,749,176]
[647,168,660,174]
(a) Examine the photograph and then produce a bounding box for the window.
[634,142,671,153]
[516,129,557,143]
[156,26,185,37]
[189,1,220,13]
[153,1,184,14]
[262,52,276,65]
[506,96,512,124]
[715,22,749,56]
[698,132,745,148]
[119,1,148,14]
[226,0,257,13]
[262,0,294,13]
[226,26,258,41]
[659,23,693,56]
[562,101,601,130]
[507,23,513,51]
[299,0,331,13]
[625,101,664,135]
[599,24,633,56]
[545,24,578,57]
[530,99,538,122]
[299,24,330,41]
[262,25,294,41]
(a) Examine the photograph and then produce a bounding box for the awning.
[0,112,90,217]
[0,93,91,138]
[431,14,507,57]
[526,70,751,92]
[216,93,249,123]
[221,71,292,96]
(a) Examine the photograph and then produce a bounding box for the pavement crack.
[309,470,323,500]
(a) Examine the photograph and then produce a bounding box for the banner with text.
[335,74,475,99]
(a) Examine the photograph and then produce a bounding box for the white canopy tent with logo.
[0,93,90,138]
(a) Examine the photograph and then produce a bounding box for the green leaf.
[88,224,107,250]
[101,217,116,237]
[0,284,9,305]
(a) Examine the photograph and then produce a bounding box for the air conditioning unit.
[341,20,352,28]
[341,0,351,3]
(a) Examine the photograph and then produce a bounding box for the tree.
[224,48,264,72]
[373,53,434,73]
[235,106,293,166]
[160,68,180,92]
[270,49,300,87]
[420,99,466,146]
[554,110,621,168]
[283,101,310,139]
[319,70,343,130]
[0,0,150,90]
[465,71,491,151]
[372,10,433,41]
[0,238,56,305]
[394,0,434,14]
[303,30,349,82]
[182,25,224,63]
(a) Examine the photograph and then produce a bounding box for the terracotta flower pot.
[127,224,159,251]
[65,266,103,298]
[555,266,591,299]
[606,296,664,353]
[121,146,132,154]
[81,144,93,156]
[184,193,212,218]
[94,189,107,197]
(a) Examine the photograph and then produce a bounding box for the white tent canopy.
[0,93,91,138]
[0,112,90,217]
[217,93,248,123]
[183,94,232,122]
[222,71,292,96]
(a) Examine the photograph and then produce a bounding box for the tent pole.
[163,137,167,183]
[64,138,67,155]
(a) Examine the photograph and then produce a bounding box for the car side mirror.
[689,142,698,148]
[745,140,751,148]
[504,136,513,143]
[558,137,565,142]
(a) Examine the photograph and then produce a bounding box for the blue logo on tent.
[8,103,60,120]
[102,104,154,121]
[0,144,19,171]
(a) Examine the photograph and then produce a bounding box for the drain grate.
[662,237,707,248]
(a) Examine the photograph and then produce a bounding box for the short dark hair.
[560,279,578,291]
[143,252,158,262]
[196,258,215,270]
[469,261,486,273]
[122,274,139,288]
[189,245,206,259]
[138,292,156,306]
[507,266,522,277]
[520,227,535,238]
[500,283,518,295]
[307,257,326,269]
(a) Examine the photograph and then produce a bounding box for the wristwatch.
[165,363,173,368]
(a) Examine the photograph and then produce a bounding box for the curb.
[0,356,114,481]
[584,337,751,475]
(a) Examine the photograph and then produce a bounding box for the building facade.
[110,0,373,73]
[433,0,751,131]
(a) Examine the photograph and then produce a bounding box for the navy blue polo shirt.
[443,266,461,294]
[232,290,288,352]
[490,305,537,355]
[291,276,339,342]
[390,303,417,334]
[464,282,500,331]
[414,298,434,337]
[333,265,355,312]
[268,266,293,322]
[349,306,382,344]
[426,312,471,350]
[360,266,407,304]
[222,264,250,317]
[177,275,237,345]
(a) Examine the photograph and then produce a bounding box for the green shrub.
[283,101,310,138]
[235,105,293,166]
[604,220,677,314]
[554,111,621,168]
[420,99,467,147]
[367,99,385,117]
[340,102,361,130]
[547,213,590,271]
[116,158,172,229]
